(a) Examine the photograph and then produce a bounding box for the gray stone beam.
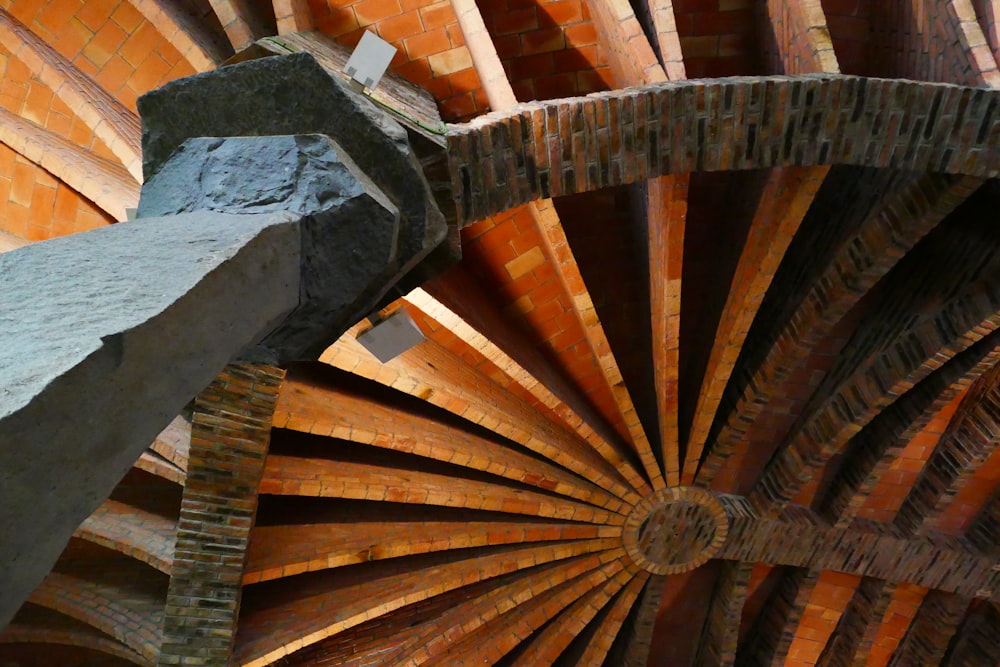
[0,53,448,629]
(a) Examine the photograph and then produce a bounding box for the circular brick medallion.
[623,487,729,575]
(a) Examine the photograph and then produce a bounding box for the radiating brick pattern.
[158,364,284,666]
[8,0,1000,665]
[449,77,1000,224]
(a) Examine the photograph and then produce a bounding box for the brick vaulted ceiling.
[1,0,1000,666]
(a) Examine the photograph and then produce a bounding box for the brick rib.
[976,0,1000,65]
[133,451,185,485]
[451,0,666,489]
[406,285,649,500]
[819,333,1000,527]
[419,556,628,665]
[275,368,629,511]
[233,538,619,666]
[717,498,1000,601]
[449,80,1000,223]
[595,0,685,488]
[208,0,271,52]
[619,574,665,667]
[886,590,970,666]
[849,583,897,667]
[448,0,516,110]
[735,568,819,667]
[966,488,1000,558]
[0,624,149,666]
[149,415,190,472]
[533,198,666,488]
[125,0,227,72]
[948,0,1000,86]
[322,326,637,503]
[0,107,137,220]
[586,0,666,85]
[586,0,681,486]
[273,0,313,34]
[506,564,636,665]
[0,10,142,181]
[73,499,176,575]
[699,172,979,488]
[262,453,623,524]
[393,553,613,665]
[684,0,837,482]
[245,520,620,584]
[684,166,828,484]
[894,356,1000,534]
[27,571,163,664]
[570,572,650,665]
[648,0,685,79]
[815,577,889,667]
[648,174,688,484]
[694,561,754,667]
[749,196,1000,517]
[941,601,1000,666]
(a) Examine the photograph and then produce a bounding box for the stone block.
[139,133,402,361]
[137,52,448,294]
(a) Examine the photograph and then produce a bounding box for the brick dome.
[0,1,999,666]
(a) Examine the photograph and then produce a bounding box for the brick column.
[158,363,285,666]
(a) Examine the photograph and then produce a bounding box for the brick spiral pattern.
[2,1,1000,666]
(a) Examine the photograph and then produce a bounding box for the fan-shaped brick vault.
[1,0,1000,666]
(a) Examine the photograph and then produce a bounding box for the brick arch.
[0,106,137,220]
[26,571,163,663]
[3,0,198,114]
[233,539,619,666]
[0,626,149,666]
[449,75,1000,224]
[0,8,142,179]
[125,0,229,72]
[72,499,176,575]
[0,143,113,241]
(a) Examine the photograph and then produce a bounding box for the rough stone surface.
[0,210,301,630]
[137,52,447,294]
[0,124,413,629]
[138,134,401,361]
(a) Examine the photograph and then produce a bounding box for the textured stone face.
[137,52,447,288]
[0,210,301,630]
[139,134,402,361]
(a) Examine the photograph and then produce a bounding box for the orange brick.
[563,22,597,47]
[404,27,450,60]
[354,0,403,27]
[377,10,423,42]
[82,19,128,68]
[419,1,454,30]
[520,27,566,55]
[427,46,471,76]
